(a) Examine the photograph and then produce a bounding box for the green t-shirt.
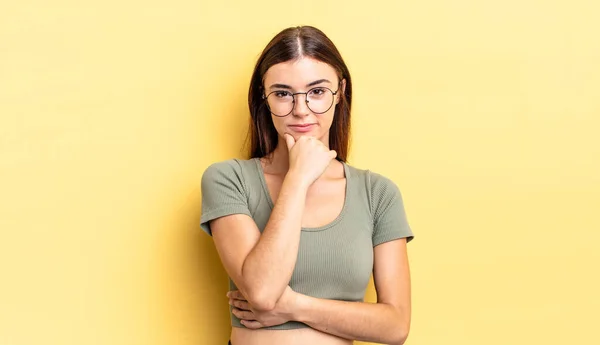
[200,158,414,330]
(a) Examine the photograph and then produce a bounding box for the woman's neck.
[261,141,291,175]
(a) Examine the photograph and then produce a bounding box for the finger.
[232,308,256,321]
[329,150,337,159]
[241,320,263,329]
[230,299,251,311]
[284,133,295,151]
[228,290,245,301]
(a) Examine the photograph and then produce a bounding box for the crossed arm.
[228,238,411,345]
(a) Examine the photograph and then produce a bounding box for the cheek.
[321,109,336,127]
[270,116,286,132]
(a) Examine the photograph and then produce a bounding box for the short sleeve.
[200,160,252,236]
[369,171,415,247]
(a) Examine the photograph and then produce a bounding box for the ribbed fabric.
[200,158,414,330]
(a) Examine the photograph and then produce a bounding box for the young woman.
[200,26,415,345]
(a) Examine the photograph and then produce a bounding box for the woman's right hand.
[284,133,337,186]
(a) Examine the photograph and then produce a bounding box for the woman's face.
[262,57,343,146]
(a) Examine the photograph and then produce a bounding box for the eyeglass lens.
[266,87,335,116]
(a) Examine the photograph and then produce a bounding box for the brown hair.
[246,26,352,162]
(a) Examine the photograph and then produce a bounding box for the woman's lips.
[288,124,316,133]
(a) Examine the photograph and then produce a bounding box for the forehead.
[263,57,338,87]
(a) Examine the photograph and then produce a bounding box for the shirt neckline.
[252,157,350,232]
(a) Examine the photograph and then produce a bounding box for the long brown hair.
[246,26,352,162]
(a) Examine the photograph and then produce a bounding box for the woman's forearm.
[293,294,410,345]
[241,172,309,310]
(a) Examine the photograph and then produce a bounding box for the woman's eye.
[309,88,326,96]
[274,91,291,98]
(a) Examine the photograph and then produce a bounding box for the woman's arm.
[211,171,309,311]
[231,238,411,344]
[210,135,337,311]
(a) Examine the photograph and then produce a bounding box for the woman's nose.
[292,94,310,116]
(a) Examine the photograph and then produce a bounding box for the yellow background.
[1,1,598,344]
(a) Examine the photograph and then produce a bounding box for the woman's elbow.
[389,314,410,345]
[244,287,277,312]
[391,329,409,345]
[390,322,410,345]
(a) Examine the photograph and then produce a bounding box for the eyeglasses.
[262,83,341,117]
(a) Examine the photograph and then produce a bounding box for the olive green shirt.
[200,158,414,330]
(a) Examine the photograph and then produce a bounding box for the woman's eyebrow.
[269,83,292,90]
[306,79,331,87]
[268,79,332,90]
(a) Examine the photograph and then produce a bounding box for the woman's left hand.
[228,286,298,329]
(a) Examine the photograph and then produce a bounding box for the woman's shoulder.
[344,161,399,190]
[201,158,258,188]
[203,157,256,174]
[344,162,404,215]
